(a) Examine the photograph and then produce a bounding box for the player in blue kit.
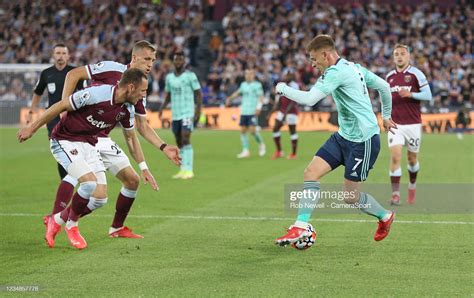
[159,52,202,179]
[274,35,398,246]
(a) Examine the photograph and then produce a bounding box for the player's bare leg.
[345,179,395,241]
[407,151,419,204]
[287,124,298,159]
[109,167,142,238]
[237,126,250,158]
[249,125,265,157]
[271,120,284,159]
[275,156,330,246]
[180,130,194,179]
[389,145,402,205]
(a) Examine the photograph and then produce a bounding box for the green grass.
[0,127,473,296]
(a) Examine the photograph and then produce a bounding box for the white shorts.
[50,139,105,179]
[388,123,422,153]
[275,111,298,125]
[96,137,131,176]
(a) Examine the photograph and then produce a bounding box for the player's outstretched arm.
[225,89,240,107]
[62,66,89,99]
[194,89,202,123]
[17,97,72,142]
[276,82,326,106]
[135,116,182,166]
[122,128,158,191]
[399,85,432,101]
[362,68,393,120]
[158,92,171,119]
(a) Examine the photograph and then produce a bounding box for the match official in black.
[27,43,84,179]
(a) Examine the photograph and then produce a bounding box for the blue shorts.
[172,118,194,136]
[239,115,257,127]
[316,132,380,182]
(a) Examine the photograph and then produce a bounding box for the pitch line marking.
[0,213,473,225]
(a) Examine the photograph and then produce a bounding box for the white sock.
[66,220,78,229]
[109,226,123,234]
[381,211,393,222]
[53,213,65,225]
[294,220,308,229]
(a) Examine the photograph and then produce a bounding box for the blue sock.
[240,133,249,151]
[359,192,391,220]
[295,181,321,227]
[180,148,187,171]
[183,145,193,172]
[253,131,263,144]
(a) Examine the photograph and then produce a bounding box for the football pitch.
[0,127,472,296]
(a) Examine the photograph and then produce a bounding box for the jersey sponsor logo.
[390,86,412,93]
[97,109,104,115]
[86,115,113,129]
[47,83,56,94]
[70,149,78,155]
[115,111,126,121]
[404,75,412,83]
[92,62,105,71]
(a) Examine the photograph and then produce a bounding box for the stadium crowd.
[0,0,471,112]
[211,1,472,112]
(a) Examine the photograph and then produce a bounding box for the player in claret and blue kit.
[18,69,149,249]
[386,44,432,205]
[274,35,398,246]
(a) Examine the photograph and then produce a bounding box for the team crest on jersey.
[404,75,412,83]
[116,111,126,121]
[70,149,78,155]
[92,62,105,71]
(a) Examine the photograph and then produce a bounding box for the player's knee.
[344,192,360,204]
[407,154,417,165]
[77,181,97,199]
[124,172,140,190]
[289,125,296,134]
[182,138,190,146]
[391,154,401,165]
[92,183,107,199]
[304,166,321,181]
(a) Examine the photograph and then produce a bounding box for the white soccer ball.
[292,224,317,250]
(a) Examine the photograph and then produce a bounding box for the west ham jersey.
[51,84,135,145]
[386,65,428,124]
[86,61,146,136]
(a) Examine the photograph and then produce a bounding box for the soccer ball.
[291,224,317,250]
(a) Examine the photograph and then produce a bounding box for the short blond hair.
[132,40,156,54]
[306,35,336,52]
[393,43,410,53]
